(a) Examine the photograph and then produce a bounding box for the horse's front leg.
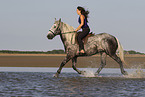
[72,57,86,75]
[54,55,71,77]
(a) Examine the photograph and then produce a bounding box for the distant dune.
[0,54,145,68]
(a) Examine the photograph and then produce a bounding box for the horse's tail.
[116,38,126,65]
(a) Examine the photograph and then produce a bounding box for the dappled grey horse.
[47,18,128,77]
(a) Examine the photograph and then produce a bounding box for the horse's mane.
[61,22,75,32]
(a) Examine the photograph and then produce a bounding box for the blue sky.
[0,0,145,53]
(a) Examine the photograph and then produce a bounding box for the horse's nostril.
[47,34,53,39]
[47,34,49,38]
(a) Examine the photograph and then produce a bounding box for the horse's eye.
[54,26,56,28]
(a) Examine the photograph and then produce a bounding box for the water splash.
[124,66,145,78]
[82,69,95,77]
[79,66,145,78]
[80,68,102,77]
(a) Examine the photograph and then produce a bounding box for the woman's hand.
[74,30,77,32]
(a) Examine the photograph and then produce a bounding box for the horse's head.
[47,18,61,39]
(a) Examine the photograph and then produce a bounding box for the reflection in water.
[59,76,145,97]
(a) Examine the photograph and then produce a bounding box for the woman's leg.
[77,28,90,51]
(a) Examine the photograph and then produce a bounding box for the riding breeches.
[77,27,90,51]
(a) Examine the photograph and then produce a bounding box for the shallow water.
[0,68,145,97]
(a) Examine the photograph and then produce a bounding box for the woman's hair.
[77,6,89,22]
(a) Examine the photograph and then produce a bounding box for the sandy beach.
[0,54,145,68]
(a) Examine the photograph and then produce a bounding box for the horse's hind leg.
[110,54,128,75]
[72,57,82,74]
[95,52,107,76]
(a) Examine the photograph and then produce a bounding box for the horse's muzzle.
[47,34,53,39]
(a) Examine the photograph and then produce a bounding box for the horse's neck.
[60,23,76,45]
[61,31,76,45]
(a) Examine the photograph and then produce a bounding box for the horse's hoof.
[122,71,128,75]
[53,73,59,78]
[94,72,99,77]
[80,71,86,75]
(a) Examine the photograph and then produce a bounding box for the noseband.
[49,29,56,36]
[49,22,61,36]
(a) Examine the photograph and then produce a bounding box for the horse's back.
[95,33,118,55]
[87,33,110,42]
[96,33,114,38]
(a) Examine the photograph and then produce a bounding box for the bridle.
[49,29,56,36]
[49,21,61,36]
[49,22,76,36]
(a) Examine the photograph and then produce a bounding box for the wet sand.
[0,54,145,68]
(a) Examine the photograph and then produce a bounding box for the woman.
[75,6,90,54]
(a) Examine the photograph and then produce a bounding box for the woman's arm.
[75,15,84,32]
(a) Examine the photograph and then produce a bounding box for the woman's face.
[77,9,81,15]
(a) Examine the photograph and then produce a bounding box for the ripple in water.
[0,68,145,96]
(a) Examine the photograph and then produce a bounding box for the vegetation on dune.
[0,49,65,54]
[124,50,145,55]
[0,50,144,55]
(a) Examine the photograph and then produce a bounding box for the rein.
[61,31,76,35]
[60,31,76,45]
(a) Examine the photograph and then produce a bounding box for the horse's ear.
[59,18,61,22]
[55,18,56,22]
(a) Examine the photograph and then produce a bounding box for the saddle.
[76,31,95,45]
